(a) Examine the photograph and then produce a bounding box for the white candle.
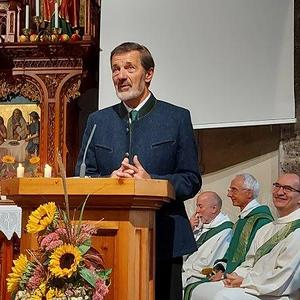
[54,2,59,28]
[44,164,52,178]
[35,0,40,17]
[17,163,24,178]
[25,5,29,29]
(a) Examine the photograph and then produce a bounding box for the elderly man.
[192,173,300,300]
[76,42,201,300]
[185,174,273,300]
[182,192,233,288]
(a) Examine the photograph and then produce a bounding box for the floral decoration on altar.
[6,155,111,300]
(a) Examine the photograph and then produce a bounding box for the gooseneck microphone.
[79,124,97,178]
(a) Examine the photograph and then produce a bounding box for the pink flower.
[26,265,45,290]
[77,224,98,244]
[55,227,67,237]
[40,232,63,251]
[92,279,109,300]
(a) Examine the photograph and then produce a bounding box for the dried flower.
[6,155,111,298]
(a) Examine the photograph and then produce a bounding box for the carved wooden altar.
[0,0,101,176]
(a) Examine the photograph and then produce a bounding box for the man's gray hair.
[237,173,260,199]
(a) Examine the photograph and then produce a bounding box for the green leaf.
[78,239,91,254]
[96,268,112,280]
[79,267,96,287]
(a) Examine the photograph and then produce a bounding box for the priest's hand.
[210,270,224,282]
[223,273,243,288]
[190,212,200,230]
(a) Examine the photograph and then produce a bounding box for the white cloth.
[191,208,300,300]
[182,213,232,288]
[0,139,28,162]
[239,199,261,219]
[0,205,22,239]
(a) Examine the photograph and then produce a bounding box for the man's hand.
[189,212,200,230]
[110,155,151,179]
[111,157,135,178]
[125,155,151,179]
[223,273,243,288]
[210,270,224,282]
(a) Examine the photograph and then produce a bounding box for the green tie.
[130,110,139,122]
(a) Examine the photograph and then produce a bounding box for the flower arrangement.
[0,155,16,178]
[6,155,111,299]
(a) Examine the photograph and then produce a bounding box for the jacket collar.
[113,93,157,121]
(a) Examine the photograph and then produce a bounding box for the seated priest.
[189,172,300,300]
[182,191,233,288]
[184,173,273,300]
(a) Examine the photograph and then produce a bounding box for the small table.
[0,199,22,300]
[0,140,28,162]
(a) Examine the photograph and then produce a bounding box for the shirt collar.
[239,199,260,219]
[202,212,229,229]
[123,93,151,112]
[276,208,300,224]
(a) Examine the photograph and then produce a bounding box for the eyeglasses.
[272,183,300,193]
[227,187,250,194]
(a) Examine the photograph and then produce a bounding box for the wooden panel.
[1,178,167,300]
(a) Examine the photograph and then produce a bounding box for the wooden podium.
[1,178,174,300]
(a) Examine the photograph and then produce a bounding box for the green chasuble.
[184,205,273,300]
[224,205,273,273]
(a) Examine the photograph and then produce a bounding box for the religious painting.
[0,97,40,178]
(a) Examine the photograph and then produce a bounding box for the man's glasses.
[272,183,300,194]
[227,187,250,194]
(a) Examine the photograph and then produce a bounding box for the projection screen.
[99,0,295,129]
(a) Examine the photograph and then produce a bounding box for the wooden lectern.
[1,178,174,300]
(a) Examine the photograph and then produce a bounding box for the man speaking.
[75,42,201,300]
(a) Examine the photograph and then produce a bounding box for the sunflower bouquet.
[6,155,111,300]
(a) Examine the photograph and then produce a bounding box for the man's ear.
[145,68,154,83]
[247,190,254,200]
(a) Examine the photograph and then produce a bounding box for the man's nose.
[118,68,127,79]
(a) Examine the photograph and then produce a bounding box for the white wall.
[185,150,279,222]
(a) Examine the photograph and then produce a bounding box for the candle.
[17,163,24,178]
[54,2,59,28]
[44,164,52,178]
[25,5,29,29]
[35,0,40,17]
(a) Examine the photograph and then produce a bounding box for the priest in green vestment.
[184,174,273,300]
[182,191,233,288]
[190,173,300,300]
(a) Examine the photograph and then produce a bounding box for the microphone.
[79,124,97,178]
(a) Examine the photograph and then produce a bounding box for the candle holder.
[32,15,44,34]
[51,27,62,42]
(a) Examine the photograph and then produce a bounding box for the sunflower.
[31,282,46,300]
[6,254,29,293]
[29,156,40,165]
[1,155,15,164]
[26,202,57,234]
[45,287,64,299]
[49,244,81,278]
